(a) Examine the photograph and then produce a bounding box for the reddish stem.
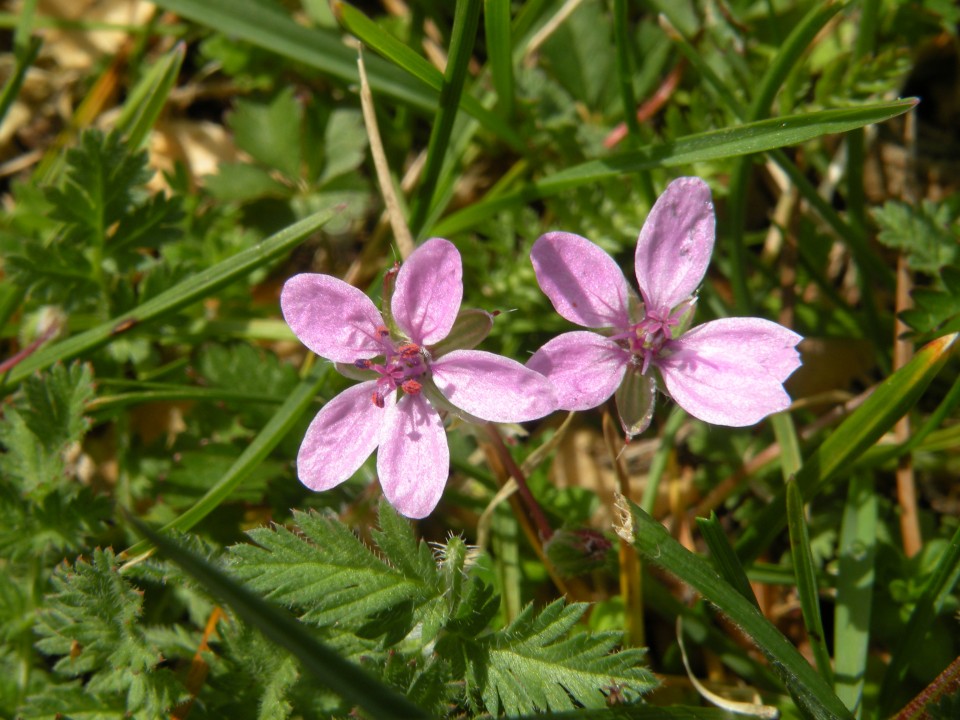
[484,423,554,541]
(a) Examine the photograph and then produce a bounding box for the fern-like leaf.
[463,600,657,715]
[228,504,444,632]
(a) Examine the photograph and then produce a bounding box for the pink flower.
[281,238,557,518]
[528,177,802,437]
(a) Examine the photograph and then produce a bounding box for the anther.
[401,379,422,395]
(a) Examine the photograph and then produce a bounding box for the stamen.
[397,343,421,358]
[354,359,372,369]
[371,391,385,408]
[401,379,422,395]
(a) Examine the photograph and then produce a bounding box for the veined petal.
[281,274,384,363]
[378,394,449,518]
[531,232,633,329]
[656,318,801,426]
[679,318,803,381]
[392,238,463,345]
[635,177,715,310]
[527,332,629,411]
[432,349,558,422]
[296,381,389,491]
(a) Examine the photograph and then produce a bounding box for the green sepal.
[615,368,655,439]
[334,362,379,382]
[428,308,496,357]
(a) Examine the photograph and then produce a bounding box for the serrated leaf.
[229,89,303,181]
[900,266,960,334]
[0,362,94,500]
[45,131,151,237]
[463,600,656,715]
[33,549,188,716]
[874,199,960,273]
[228,507,442,629]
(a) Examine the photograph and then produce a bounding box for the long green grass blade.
[114,42,185,149]
[736,332,958,561]
[1,206,341,390]
[834,473,876,717]
[409,0,482,235]
[485,0,514,117]
[125,514,431,720]
[335,1,522,150]
[786,481,833,684]
[620,499,855,720]
[879,521,960,713]
[433,99,916,235]
[696,513,759,609]
[152,0,431,108]
[120,365,328,559]
[514,706,732,719]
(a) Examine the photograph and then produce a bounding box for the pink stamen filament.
[610,303,685,375]
[355,332,429,406]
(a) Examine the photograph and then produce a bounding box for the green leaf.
[786,481,833,684]
[900,266,960,335]
[880,521,960,713]
[33,549,187,716]
[1,205,342,390]
[460,600,656,714]
[432,99,917,235]
[833,474,876,716]
[120,363,329,559]
[46,130,150,240]
[736,332,958,561]
[319,109,368,184]
[0,362,94,500]
[126,514,431,720]
[229,89,303,181]
[409,0,483,234]
[619,498,855,720]
[113,42,186,150]
[204,162,291,202]
[228,506,443,630]
[874,199,960,273]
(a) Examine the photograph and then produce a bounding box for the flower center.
[612,305,681,375]
[354,326,430,407]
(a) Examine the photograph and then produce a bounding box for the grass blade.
[617,498,854,720]
[485,0,514,117]
[335,0,522,151]
[152,0,432,109]
[432,99,916,236]
[409,0,482,235]
[1,206,342,391]
[786,481,833,685]
[736,332,958,561]
[125,514,431,720]
[834,473,877,717]
[120,365,329,559]
[879,521,960,713]
[696,513,759,609]
[114,42,186,149]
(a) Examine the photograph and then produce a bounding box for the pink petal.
[431,350,558,422]
[656,318,801,426]
[634,177,715,311]
[526,332,629,411]
[392,238,463,345]
[297,381,389,491]
[377,393,448,518]
[281,274,384,363]
[531,232,633,329]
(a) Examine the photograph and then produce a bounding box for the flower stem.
[483,423,554,541]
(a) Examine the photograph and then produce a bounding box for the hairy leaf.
[0,363,94,501]
[458,600,656,715]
